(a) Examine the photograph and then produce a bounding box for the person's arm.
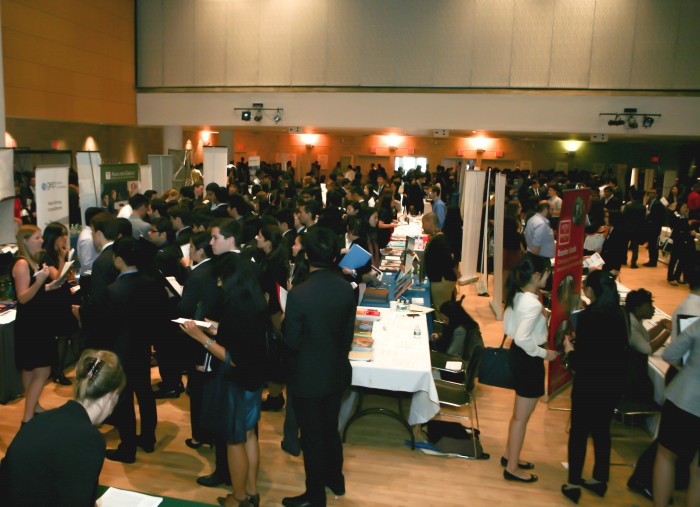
[12,259,50,304]
[179,320,234,366]
[629,327,652,355]
[648,319,671,353]
[281,290,304,351]
[662,319,698,363]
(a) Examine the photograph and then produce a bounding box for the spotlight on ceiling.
[273,110,282,123]
[607,115,624,126]
[643,116,655,128]
[253,111,263,122]
[241,111,251,121]
[627,115,638,129]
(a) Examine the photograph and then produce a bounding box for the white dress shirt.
[503,291,548,358]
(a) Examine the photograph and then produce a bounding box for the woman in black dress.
[41,222,76,386]
[561,270,629,503]
[376,188,398,249]
[0,349,125,507]
[11,225,64,423]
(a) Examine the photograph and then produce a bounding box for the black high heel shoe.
[53,374,72,386]
[561,485,581,504]
[503,469,538,483]
[185,438,209,450]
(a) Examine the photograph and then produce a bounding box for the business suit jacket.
[407,182,425,214]
[0,400,105,507]
[178,259,221,364]
[647,199,665,234]
[105,271,169,371]
[175,226,192,246]
[283,268,357,398]
[80,244,118,346]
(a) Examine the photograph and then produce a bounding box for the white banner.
[140,165,153,193]
[0,199,16,245]
[458,170,486,285]
[203,146,228,189]
[76,151,102,226]
[35,165,69,229]
[0,149,13,200]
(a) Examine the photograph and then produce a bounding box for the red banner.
[547,189,591,398]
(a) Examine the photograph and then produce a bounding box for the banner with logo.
[546,188,591,399]
[35,165,70,229]
[101,163,140,203]
[76,151,102,226]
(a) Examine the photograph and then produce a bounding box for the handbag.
[478,334,515,390]
[200,350,237,442]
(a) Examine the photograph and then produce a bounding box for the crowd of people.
[2,160,699,507]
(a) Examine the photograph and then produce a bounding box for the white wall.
[137,0,700,91]
[137,91,700,137]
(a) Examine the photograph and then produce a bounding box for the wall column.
[163,125,183,152]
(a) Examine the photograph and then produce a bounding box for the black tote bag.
[478,334,515,390]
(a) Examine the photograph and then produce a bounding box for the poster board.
[76,151,102,225]
[546,189,591,400]
[0,149,13,200]
[140,165,153,193]
[489,173,506,320]
[458,170,486,285]
[203,146,228,189]
[101,163,140,203]
[35,165,70,229]
[148,155,173,194]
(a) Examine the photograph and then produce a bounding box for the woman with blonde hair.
[10,225,64,423]
[0,349,126,507]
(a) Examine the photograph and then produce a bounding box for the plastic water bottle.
[413,324,421,339]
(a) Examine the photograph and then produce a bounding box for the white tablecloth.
[340,307,440,426]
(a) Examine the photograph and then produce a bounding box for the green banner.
[101,163,140,182]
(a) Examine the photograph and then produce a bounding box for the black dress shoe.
[153,387,180,399]
[53,374,72,386]
[643,262,657,267]
[503,469,538,483]
[500,456,535,470]
[136,436,155,453]
[196,472,231,487]
[561,485,581,504]
[582,481,607,497]
[281,494,312,507]
[261,393,285,411]
[281,440,301,457]
[186,438,212,449]
[106,448,136,464]
[326,483,345,496]
[247,493,260,507]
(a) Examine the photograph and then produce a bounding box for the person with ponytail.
[0,350,125,507]
[561,270,629,503]
[502,253,558,483]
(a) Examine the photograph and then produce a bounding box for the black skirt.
[508,342,545,398]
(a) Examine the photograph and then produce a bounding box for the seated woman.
[0,350,125,507]
[430,296,481,357]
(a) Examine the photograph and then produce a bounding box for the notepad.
[172,318,212,329]
[45,260,74,290]
[96,487,163,507]
[165,276,183,297]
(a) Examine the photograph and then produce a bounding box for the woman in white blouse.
[502,254,558,483]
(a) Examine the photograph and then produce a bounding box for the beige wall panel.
[324,0,362,85]
[630,0,680,89]
[673,0,700,90]
[589,0,637,89]
[510,0,554,88]
[193,0,226,86]
[432,0,475,87]
[360,0,399,86]
[163,0,195,87]
[258,0,293,85]
[395,0,435,87]
[549,0,595,88]
[225,0,260,86]
[290,0,328,85]
[473,0,515,87]
[137,0,163,87]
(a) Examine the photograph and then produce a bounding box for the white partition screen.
[458,170,486,285]
[203,146,228,189]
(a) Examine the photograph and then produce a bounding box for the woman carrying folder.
[339,217,373,286]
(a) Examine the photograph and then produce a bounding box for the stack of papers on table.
[97,487,163,507]
[349,350,374,361]
[356,308,381,321]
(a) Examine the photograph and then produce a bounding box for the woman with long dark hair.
[42,222,76,386]
[11,225,64,423]
[561,270,629,503]
[181,255,268,507]
[502,253,558,483]
[376,188,398,249]
[361,206,382,269]
[503,200,525,299]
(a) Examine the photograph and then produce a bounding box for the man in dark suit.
[276,208,297,258]
[282,227,357,507]
[168,204,193,246]
[602,186,621,212]
[74,213,120,349]
[622,189,647,268]
[407,174,426,215]
[644,187,665,267]
[104,237,167,463]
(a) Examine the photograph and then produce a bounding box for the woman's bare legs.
[21,366,50,422]
[504,394,538,479]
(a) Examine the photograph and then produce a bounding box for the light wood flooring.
[0,248,692,506]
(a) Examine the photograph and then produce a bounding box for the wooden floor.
[0,247,691,506]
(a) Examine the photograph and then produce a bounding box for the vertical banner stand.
[35,165,70,228]
[489,174,506,320]
[203,146,228,189]
[476,169,492,296]
[458,170,486,285]
[76,151,102,225]
[0,149,17,244]
[148,155,173,195]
